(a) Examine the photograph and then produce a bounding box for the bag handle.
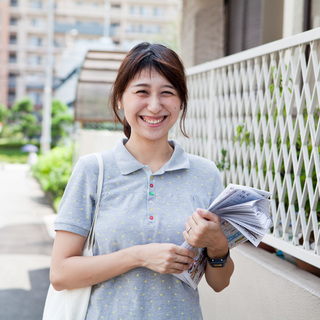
[86,153,103,250]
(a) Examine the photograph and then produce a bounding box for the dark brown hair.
[109,42,188,138]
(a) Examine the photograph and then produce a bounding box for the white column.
[282,0,304,38]
[40,0,54,153]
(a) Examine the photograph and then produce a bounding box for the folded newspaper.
[173,184,272,290]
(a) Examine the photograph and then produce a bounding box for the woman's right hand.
[50,231,195,291]
[133,243,195,274]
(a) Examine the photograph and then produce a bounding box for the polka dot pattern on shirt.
[54,139,223,319]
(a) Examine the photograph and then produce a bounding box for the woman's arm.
[50,230,195,291]
[183,208,234,292]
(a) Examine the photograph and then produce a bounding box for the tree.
[9,98,41,140]
[51,99,73,147]
[0,104,7,137]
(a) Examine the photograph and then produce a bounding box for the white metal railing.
[174,28,320,268]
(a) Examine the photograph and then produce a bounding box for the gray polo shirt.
[55,138,223,320]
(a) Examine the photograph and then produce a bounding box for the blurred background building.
[2,0,320,110]
[0,0,182,109]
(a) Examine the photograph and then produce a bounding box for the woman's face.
[119,68,182,143]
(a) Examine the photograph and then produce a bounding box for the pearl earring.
[118,105,122,110]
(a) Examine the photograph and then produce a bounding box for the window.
[129,5,136,14]
[28,36,42,46]
[31,18,44,28]
[10,17,18,25]
[139,24,147,33]
[10,0,18,7]
[26,73,43,82]
[128,24,137,33]
[28,91,42,105]
[8,73,17,87]
[111,4,121,9]
[8,91,16,104]
[140,6,148,16]
[54,39,63,47]
[153,7,163,16]
[28,54,42,65]
[10,34,17,44]
[151,25,161,33]
[9,73,17,81]
[110,23,120,36]
[9,52,17,63]
[30,1,43,9]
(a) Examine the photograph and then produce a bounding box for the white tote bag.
[43,153,104,320]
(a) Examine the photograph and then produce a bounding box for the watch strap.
[204,247,230,268]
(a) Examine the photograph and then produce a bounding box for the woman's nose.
[147,95,162,113]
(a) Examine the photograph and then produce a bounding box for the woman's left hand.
[183,208,228,258]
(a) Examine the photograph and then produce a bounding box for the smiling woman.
[118,68,181,164]
[47,42,234,320]
[110,42,188,139]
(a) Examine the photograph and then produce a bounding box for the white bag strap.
[87,153,103,250]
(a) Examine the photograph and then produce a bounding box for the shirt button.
[150,184,154,188]
[149,216,154,220]
[150,176,154,180]
[149,191,154,196]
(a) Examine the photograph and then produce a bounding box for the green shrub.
[31,145,73,212]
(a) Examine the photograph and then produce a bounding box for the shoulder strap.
[86,153,103,250]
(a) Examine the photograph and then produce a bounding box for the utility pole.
[41,0,54,154]
[104,0,110,38]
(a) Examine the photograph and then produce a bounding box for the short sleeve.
[54,155,98,237]
[211,163,224,200]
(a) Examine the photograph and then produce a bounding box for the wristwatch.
[204,248,230,268]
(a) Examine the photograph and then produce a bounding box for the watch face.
[210,261,225,267]
[206,248,230,267]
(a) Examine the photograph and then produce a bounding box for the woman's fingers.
[142,243,195,274]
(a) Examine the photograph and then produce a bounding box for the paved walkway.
[0,163,56,320]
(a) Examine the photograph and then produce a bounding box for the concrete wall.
[76,129,124,159]
[261,0,284,44]
[199,243,320,320]
[181,0,224,68]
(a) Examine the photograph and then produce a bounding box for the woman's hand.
[183,208,234,292]
[134,243,195,274]
[183,208,228,258]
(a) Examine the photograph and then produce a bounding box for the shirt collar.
[113,138,190,175]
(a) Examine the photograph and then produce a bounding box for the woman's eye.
[136,90,148,94]
[162,91,174,95]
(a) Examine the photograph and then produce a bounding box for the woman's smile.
[120,68,181,143]
[140,115,168,125]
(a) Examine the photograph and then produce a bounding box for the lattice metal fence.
[173,28,320,268]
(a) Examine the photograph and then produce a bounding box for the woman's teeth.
[142,117,165,124]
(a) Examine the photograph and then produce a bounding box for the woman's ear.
[118,98,123,110]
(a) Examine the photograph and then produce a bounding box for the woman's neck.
[124,136,174,173]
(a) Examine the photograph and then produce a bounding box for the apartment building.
[0,0,181,108]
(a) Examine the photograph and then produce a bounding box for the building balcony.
[54,22,104,36]
[55,7,105,19]
[125,13,169,23]
[26,45,47,54]
[9,6,47,17]
[26,82,44,90]
[25,26,47,34]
